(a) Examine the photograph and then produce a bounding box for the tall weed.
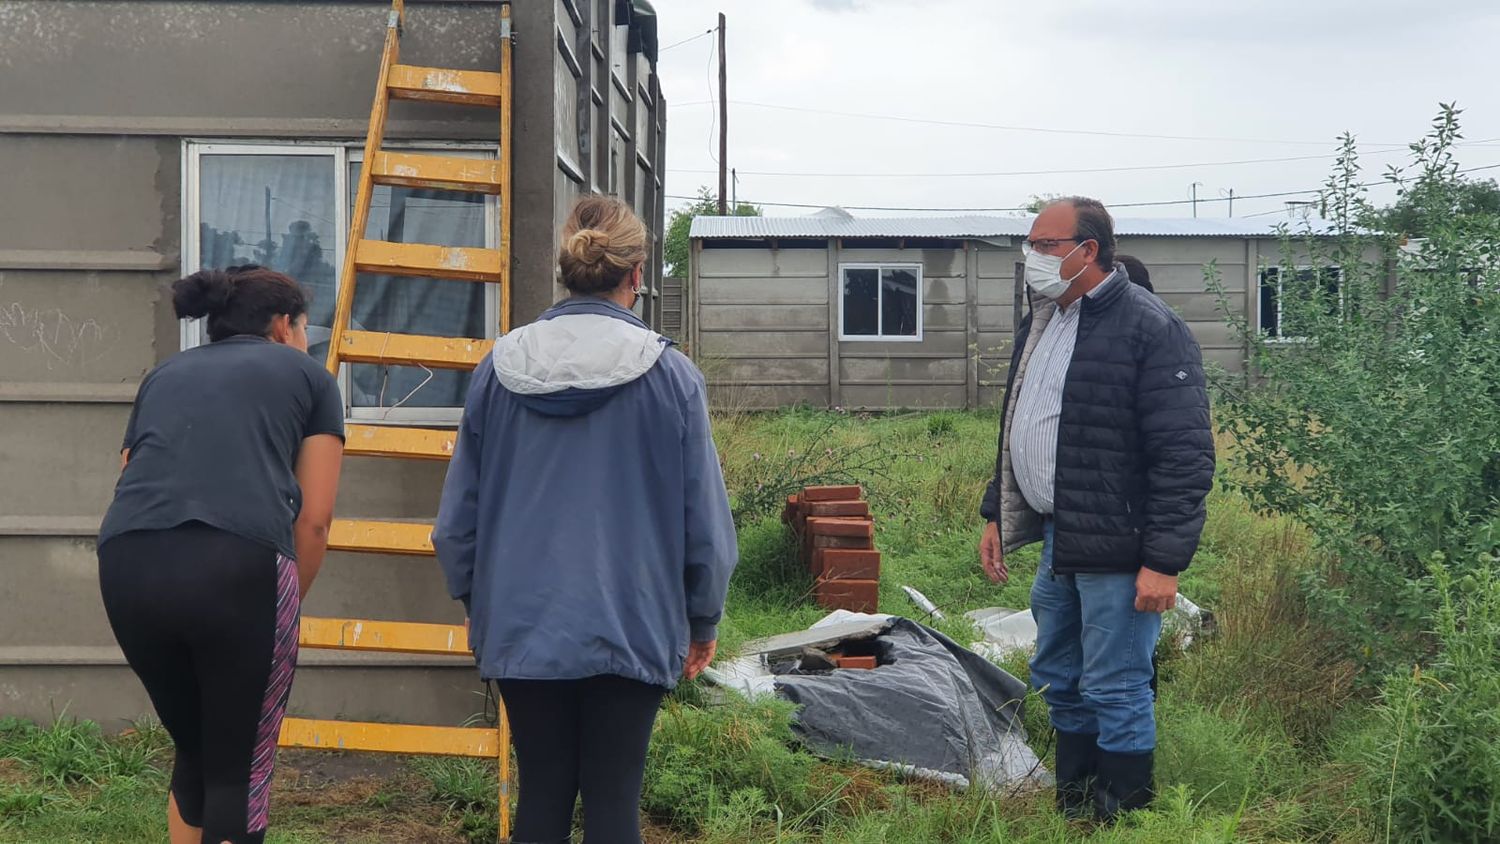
[1343,563,1500,843]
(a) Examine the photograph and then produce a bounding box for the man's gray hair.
[1046,196,1116,271]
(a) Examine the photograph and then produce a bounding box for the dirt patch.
[314,813,470,844]
[642,820,690,844]
[269,752,473,843]
[274,749,405,787]
[0,758,28,786]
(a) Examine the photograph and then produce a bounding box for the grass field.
[0,409,1380,843]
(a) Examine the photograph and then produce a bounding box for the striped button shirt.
[1009,271,1119,515]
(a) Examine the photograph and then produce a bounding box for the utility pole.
[1227,188,1234,217]
[732,168,738,211]
[717,12,728,215]
[1190,182,1202,218]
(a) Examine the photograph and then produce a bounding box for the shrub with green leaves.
[1342,563,1500,844]
[1210,103,1500,670]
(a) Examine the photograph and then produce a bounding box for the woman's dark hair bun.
[172,268,235,319]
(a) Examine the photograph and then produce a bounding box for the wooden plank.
[328,518,433,555]
[343,424,457,461]
[354,240,505,283]
[838,248,964,277]
[842,383,967,410]
[278,718,499,757]
[699,331,828,357]
[299,617,470,655]
[965,242,980,410]
[840,356,966,384]
[828,238,842,409]
[697,248,829,278]
[338,331,492,370]
[388,64,505,108]
[369,151,504,195]
[702,357,828,385]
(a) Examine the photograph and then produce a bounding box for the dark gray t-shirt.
[99,336,345,559]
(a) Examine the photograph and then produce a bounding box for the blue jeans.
[1029,520,1162,754]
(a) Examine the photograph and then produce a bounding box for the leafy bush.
[1344,563,1500,844]
[1210,104,1500,670]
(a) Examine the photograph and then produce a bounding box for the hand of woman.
[684,640,717,680]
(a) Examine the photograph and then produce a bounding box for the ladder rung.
[370,151,505,195]
[279,718,499,758]
[338,331,492,370]
[329,518,433,555]
[355,240,504,283]
[388,64,505,107]
[345,424,457,460]
[299,617,470,655]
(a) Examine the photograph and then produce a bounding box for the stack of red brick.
[781,485,880,613]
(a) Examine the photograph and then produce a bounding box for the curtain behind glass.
[349,162,488,409]
[198,154,339,357]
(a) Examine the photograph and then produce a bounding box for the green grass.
[1,409,1386,842]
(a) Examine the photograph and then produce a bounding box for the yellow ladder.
[276,1,514,838]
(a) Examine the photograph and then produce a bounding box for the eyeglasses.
[1021,238,1088,257]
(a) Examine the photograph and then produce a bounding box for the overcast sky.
[645,0,1500,221]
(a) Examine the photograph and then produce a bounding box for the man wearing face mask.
[977,198,1214,821]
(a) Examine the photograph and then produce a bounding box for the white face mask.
[1024,242,1087,300]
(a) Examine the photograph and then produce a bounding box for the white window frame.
[837,262,924,342]
[181,140,499,425]
[1257,264,1343,343]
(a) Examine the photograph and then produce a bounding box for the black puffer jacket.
[980,272,1215,575]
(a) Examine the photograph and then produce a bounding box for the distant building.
[689,209,1350,410]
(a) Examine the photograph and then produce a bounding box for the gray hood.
[490,298,670,416]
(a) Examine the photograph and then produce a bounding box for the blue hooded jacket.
[432,297,738,688]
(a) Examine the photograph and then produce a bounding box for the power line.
[670,152,1337,179]
[668,99,1411,148]
[666,140,1500,180]
[667,162,1500,213]
[659,27,715,53]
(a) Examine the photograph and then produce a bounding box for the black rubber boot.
[1094,749,1155,821]
[1052,730,1101,819]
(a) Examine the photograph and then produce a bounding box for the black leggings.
[99,524,300,844]
[497,675,668,844]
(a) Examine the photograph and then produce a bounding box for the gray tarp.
[710,615,1047,791]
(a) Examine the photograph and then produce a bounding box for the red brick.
[834,655,877,670]
[780,494,801,525]
[802,484,863,502]
[807,500,870,518]
[816,578,880,613]
[812,533,875,550]
[815,549,881,580]
[806,517,875,538]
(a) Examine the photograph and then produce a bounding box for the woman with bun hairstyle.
[433,196,737,843]
[98,265,345,844]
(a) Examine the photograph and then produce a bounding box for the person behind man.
[977,198,1214,820]
[1117,253,1155,293]
[433,195,738,844]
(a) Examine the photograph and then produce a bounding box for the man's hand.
[980,521,1008,584]
[1135,568,1178,613]
[684,639,717,680]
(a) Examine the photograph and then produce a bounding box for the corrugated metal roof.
[690,211,1336,240]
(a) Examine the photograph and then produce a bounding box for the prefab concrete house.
[688,210,1332,410]
[0,0,667,727]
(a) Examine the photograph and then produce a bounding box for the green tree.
[1369,122,1500,241]
[1211,103,1500,671]
[664,186,761,278]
